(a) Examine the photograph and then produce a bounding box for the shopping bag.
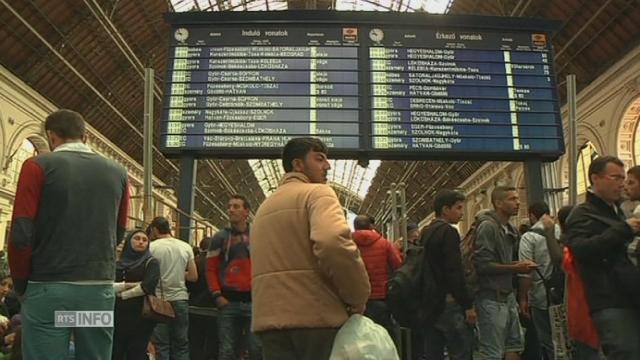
[549,303,574,359]
[563,247,600,349]
[330,314,399,360]
[142,295,175,323]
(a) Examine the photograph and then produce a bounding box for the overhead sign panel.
[368,27,560,154]
[162,12,563,160]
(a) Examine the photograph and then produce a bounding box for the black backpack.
[386,221,447,327]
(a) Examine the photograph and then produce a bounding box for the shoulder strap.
[584,212,622,227]
[526,228,547,237]
[534,267,553,307]
[145,257,165,299]
[421,221,449,248]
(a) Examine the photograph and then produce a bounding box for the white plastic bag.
[330,314,399,360]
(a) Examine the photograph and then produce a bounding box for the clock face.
[174,28,189,42]
[369,28,384,42]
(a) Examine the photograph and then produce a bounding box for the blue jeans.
[591,308,640,360]
[21,282,115,360]
[152,300,190,360]
[476,294,524,359]
[218,301,262,360]
[424,302,473,360]
[531,307,553,360]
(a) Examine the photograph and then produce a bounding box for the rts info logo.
[54,311,114,328]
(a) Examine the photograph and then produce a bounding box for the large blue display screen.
[162,12,563,160]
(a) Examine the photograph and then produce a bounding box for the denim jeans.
[189,313,218,360]
[476,293,524,360]
[531,307,553,360]
[591,308,640,360]
[152,300,190,360]
[218,301,262,360]
[21,282,115,360]
[424,302,473,360]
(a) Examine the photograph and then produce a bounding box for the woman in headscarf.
[112,229,160,360]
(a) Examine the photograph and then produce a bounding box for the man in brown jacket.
[251,137,371,360]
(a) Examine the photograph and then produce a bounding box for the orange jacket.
[352,230,402,300]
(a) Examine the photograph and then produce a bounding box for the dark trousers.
[189,313,218,360]
[521,314,542,360]
[364,300,393,335]
[113,318,155,360]
[424,302,473,360]
[531,307,553,360]
[410,320,425,360]
[574,341,602,360]
[259,328,339,360]
[592,308,640,360]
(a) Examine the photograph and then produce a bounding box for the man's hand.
[115,241,124,260]
[393,238,404,252]
[626,218,640,234]
[519,299,530,320]
[0,316,8,333]
[346,303,366,315]
[4,332,15,348]
[513,260,538,274]
[540,214,555,231]
[215,296,229,309]
[464,308,477,325]
[113,282,127,293]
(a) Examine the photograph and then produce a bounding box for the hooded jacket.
[352,230,402,300]
[251,172,370,332]
[473,210,519,300]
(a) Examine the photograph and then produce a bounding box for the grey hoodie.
[473,210,519,300]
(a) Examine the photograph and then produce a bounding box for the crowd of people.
[5,109,640,360]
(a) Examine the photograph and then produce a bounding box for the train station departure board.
[162,12,564,160]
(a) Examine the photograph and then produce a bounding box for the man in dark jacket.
[565,155,640,359]
[188,237,217,360]
[423,189,476,360]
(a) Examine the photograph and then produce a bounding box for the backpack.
[386,221,447,327]
[460,219,482,298]
[527,228,565,306]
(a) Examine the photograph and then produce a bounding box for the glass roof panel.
[335,0,450,12]
[170,0,450,13]
[248,159,381,201]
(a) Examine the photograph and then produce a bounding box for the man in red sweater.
[207,195,260,360]
[352,215,402,334]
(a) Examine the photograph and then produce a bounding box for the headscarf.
[116,229,152,271]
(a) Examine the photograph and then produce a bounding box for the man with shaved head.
[473,186,537,360]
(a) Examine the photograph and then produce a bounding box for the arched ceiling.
[1,0,639,229]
